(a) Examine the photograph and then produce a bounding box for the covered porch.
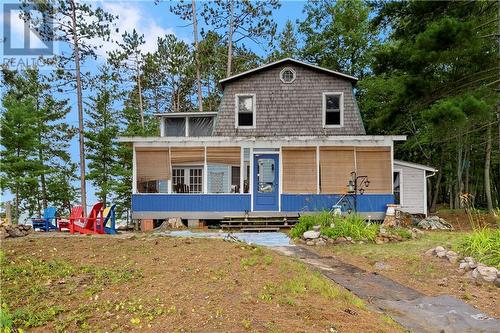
[119,135,405,220]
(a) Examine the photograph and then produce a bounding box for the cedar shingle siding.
[213,62,365,137]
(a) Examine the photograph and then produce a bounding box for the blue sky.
[1,0,308,214]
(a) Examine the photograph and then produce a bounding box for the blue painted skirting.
[132,193,392,214]
[132,194,251,212]
[281,194,394,213]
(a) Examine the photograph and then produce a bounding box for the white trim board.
[394,160,437,172]
[219,58,358,84]
[119,135,407,145]
[322,92,344,128]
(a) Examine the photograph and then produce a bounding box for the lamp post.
[347,171,370,213]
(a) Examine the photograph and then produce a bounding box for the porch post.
[249,147,254,211]
[279,146,283,211]
[316,145,320,194]
[240,146,244,194]
[203,146,208,194]
[132,143,137,194]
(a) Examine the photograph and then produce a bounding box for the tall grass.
[290,213,379,241]
[321,214,379,241]
[458,228,500,269]
[289,212,332,238]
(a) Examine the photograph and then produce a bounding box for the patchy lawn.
[1,235,403,333]
[311,231,499,318]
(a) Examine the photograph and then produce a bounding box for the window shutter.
[170,147,205,164]
[282,147,317,193]
[320,147,355,194]
[136,150,170,182]
[207,147,241,165]
[355,147,392,193]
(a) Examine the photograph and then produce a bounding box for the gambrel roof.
[219,58,358,87]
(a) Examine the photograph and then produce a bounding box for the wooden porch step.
[221,224,293,229]
[240,227,280,232]
[221,219,298,224]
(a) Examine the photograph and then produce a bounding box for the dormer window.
[280,67,296,83]
[235,94,255,128]
[322,92,344,127]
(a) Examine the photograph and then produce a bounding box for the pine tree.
[268,20,299,61]
[298,0,378,78]
[109,30,146,128]
[85,66,120,208]
[200,0,280,76]
[21,0,116,215]
[1,68,77,219]
[0,95,39,223]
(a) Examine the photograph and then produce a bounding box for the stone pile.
[425,246,459,263]
[417,216,454,230]
[374,227,423,245]
[426,246,500,287]
[0,223,33,239]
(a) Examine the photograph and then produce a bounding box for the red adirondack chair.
[70,203,105,235]
[57,206,83,232]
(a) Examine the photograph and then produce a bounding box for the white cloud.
[96,1,177,57]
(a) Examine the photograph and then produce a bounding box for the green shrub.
[458,228,500,269]
[290,213,379,241]
[391,227,412,240]
[290,212,333,238]
[0,303,13,333]
[321,214,379,241]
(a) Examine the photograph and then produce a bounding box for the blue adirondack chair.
[102,204,117,234]
[31,207,58,232]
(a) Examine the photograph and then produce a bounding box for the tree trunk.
[226,0,234,77]
[70,0,87,216]
[15,184,19,225]
[136,61,144,128]
[456,144,463,208]
[485,124,493,212]
[464,142,470,194]
[35,92,48,212]
[430,169,442,212]
[192,0,203,112]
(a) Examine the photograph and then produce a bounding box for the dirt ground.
[1,235,403,333]
[433,208,498,231]
[310,231,500,319]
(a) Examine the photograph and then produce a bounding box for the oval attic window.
[280,67,296,83]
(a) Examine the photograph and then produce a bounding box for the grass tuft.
[290,213,379,241]
[457,228,500,269]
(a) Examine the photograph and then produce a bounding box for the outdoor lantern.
[347,180,355,193]
[365,180,370,187]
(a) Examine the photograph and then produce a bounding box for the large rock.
[446,251,459,264]
[417,216,454,230]
[474,266,498,283]
[303,230,320,239]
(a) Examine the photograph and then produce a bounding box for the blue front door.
[253,154,279,211]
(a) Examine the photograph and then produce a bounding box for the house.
[119,58,435,224]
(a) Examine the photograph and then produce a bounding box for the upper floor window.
[322,92,343,127]
[280,67,296,83]
[235,94,255,128]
